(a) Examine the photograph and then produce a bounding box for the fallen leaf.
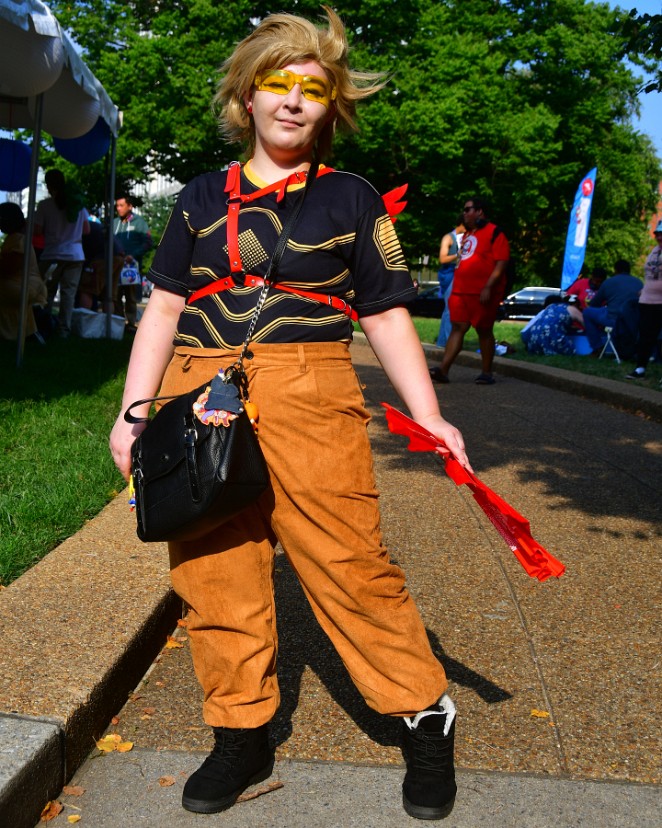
[96,734,122,753]
[40,800,63,821]
[143,707,156,715]
[111,716,120,725]
[236,780,284,803]
[67,816,82,824]
[155,681,166,687]
[117,741,134,753]
[530,709,550,718]
[177,618,189,628]
[62,785,85,796]
[165,636,184,649]
[158,776,176,787]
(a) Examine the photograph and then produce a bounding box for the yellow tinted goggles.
[254,69,337,108]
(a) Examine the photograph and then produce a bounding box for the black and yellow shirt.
[149,163,416,349]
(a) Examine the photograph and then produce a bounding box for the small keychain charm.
[193,369,244,427]
[244,401,259,429]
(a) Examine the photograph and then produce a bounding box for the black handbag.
[124,164,317,542]
[126,378,269,542]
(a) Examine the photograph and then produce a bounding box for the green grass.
[0,335,133,585]
[409,317,662,392]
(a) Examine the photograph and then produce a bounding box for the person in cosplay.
[109,6,471,820]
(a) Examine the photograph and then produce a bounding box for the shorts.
[448,292,502,329]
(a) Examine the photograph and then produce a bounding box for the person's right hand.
[109,414,146,481]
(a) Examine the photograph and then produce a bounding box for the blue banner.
[561,168,597,290]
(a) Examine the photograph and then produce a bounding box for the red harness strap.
[188,163,357,321]
[187,274,358,321]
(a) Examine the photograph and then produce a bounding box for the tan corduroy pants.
[162,342,447,728]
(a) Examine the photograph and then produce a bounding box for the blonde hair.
[214,6,387,160]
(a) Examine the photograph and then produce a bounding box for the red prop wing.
[382,403,565,581]
[382,183,408,223]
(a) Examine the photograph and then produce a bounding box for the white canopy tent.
[0,0,121,365]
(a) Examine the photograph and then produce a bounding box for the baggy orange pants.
[162,342,447,728]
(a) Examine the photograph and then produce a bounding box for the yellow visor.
[254,69,337,108]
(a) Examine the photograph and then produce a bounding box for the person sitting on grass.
[520,294,584,356]
[582,260,642,357]
[0,202,47,341]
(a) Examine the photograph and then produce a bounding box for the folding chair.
[599,326,621,363]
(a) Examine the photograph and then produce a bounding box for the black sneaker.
[430,367,450,383]
[401,695,457,820]
[625,369,646,380]
[182,724,274,814]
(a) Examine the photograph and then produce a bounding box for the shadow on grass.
[0,335,133,401]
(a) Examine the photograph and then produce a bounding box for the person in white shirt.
[34,169,90,337]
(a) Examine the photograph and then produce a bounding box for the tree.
[333,0,661,282]
[47,0,661,285]
[621,10,662,94]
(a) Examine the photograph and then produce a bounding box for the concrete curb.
[0,495,181,828]
[0,716,62,828]
[420,341,662,423]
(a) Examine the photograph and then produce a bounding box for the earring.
[247,102,253,113]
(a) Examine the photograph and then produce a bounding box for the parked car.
[499,287,564,320]
[407,286,444,318]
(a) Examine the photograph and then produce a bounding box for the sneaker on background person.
[625,367,646,380]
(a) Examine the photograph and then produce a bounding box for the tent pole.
[105,132,117,338]
[16,92,43,369]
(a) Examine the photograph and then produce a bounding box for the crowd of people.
[0,180,151,342]
[2,177,660,384]
[427,220,661,382]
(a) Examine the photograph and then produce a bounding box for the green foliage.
[140,192,179,270]
[620,10,662,94]
[45,0,661,289]
[0,337,132,585]
[335,0,661,284]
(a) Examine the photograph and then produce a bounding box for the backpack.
[492,225,515,296]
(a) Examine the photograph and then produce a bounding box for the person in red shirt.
[566,266,607,310]
[431,197,510,384]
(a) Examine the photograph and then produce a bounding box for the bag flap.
[132,387,217,482]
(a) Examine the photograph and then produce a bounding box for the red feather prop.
[382,183,408,223]
[381,403,565,581]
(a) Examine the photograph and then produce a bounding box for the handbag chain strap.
[125,162,319,424]
[224,161,319,387]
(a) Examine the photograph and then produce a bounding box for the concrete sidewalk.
[1,341,660,827]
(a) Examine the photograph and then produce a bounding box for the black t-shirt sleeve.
[348,185,417,317]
